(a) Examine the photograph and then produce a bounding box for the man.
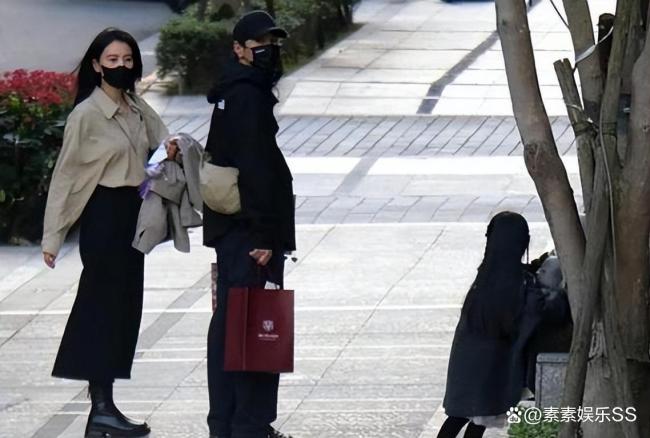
[203,10,296,438]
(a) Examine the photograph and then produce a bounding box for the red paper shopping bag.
[224,287,294,373]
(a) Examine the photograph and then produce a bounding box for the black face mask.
[251,44,283,84]
[101,65,135,90]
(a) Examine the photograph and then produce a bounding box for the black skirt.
[52,185,144,381]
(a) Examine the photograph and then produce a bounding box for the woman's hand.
[165,139,179,160]
[43,252,57,269]
[249,249,272,266]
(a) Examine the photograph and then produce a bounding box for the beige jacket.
[41,87,169,256]
[131,134,203,254]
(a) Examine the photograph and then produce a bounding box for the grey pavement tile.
[295,213,319,225]
[277,116,300,135]
[11,314,68,341]
[297,196,337,215]
[128,360,203,388]
[350,176,413,198]
[277,116,318,146]
[326,196,364,210]
[370,50,468,70]
[373,210,407,223]
[491,195,537,216]
[431,196,477,222]
[351,118,399,155]
[323,48,387,69]
[177,116,210,139]
[0,287,69,313]
[332,118,383,156]
[293,175,347,197]
[281,412,431,438]
[391,118,434,154]
[314,212,349,225]
[442,117,488,155]
[283,117,334,153]
[370,117,418,154]
[343,213,377,224]
[473,117,517,156]
[1,411,61,438]
[316,119,364,155]
[459,195,508,223]
[402,197,448,223]
[405,116,452,155]
[463,116,503,150]
[306,382,443,400]
[320,354,449,386]
[401,175,515,197]
[361,308,461,336]
[427,117,467,149]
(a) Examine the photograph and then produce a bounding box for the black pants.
[207,226,285,438]
[437,416,486,438]
[52,185,144,381]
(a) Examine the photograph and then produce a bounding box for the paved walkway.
[0,223,553,438]
[0,0,596,437]
[277,0,613,116]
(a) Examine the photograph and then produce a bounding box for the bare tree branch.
[555,59,611,438]
[562,0,602,120]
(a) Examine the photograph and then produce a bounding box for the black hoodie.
[202,59,295,251]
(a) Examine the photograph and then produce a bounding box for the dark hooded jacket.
[202,59,295,251]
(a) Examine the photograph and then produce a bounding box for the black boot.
[85,381,151,438]
[268,427,293,438]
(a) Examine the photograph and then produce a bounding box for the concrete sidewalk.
[0,0,590,436]
[143,0,615,119]
[0,223,553,438]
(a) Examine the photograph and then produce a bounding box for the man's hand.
[43,252,56,269]
[249,249,272,266]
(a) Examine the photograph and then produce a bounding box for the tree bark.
[554,59,595,213]
[555,59,613,438]
[561,0,602,121]
[599,241,641,438]
[495,0,585,318]
[616,5,650,363]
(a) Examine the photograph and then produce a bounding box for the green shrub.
[156,0,360,93]
[508,408,561,438]
[0,69,75,243]
[156,15,234,93]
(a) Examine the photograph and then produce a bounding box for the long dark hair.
[461,211,530,339]
[73,28,143,107]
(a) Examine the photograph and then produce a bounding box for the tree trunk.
[617,1,650,364]
[496,0,650,437]
[495,0,585,321]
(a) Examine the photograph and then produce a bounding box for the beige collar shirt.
[41,87,169,256]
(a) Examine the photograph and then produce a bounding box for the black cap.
[233,10,288,45]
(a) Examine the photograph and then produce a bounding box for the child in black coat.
[438,212,571,438]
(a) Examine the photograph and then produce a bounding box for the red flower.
[0,69,76,107]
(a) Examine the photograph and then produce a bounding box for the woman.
[42,28,171,438]
[438,212,570,438]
